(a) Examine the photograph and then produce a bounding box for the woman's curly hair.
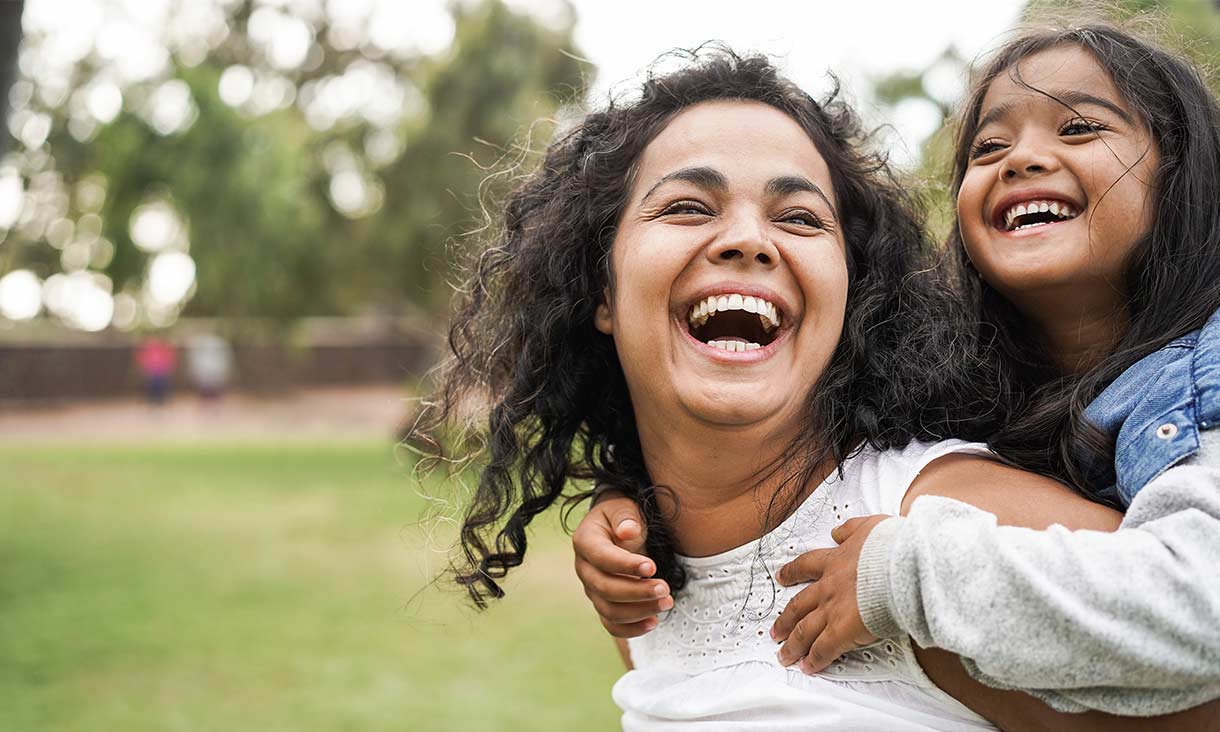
[413,47,1001,608]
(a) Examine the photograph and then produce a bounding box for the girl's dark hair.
[416,47,996,608]
[948,23,1220,495]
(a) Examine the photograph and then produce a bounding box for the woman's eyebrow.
[766,175,835,215]
[640,166,727,204]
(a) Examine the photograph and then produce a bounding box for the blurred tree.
[0,0,587,331]
[0,1,23,158]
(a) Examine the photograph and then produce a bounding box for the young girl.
[419,48,1133,730]
[576,23,1220,724]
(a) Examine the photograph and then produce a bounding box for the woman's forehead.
[632,100,835,201]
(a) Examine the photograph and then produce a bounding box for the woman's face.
[956,45,1159,309]
[595,100,848,436]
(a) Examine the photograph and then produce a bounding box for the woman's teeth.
[1002,199,1078,231]
[687,293,781,331]
[707,340,761,352]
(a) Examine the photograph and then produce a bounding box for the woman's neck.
[635,417,828,557]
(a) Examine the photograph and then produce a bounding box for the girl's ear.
[594,289,614,335]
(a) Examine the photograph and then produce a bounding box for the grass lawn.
[0,442,623,731]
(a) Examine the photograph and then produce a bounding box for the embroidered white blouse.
[613,440,999,731]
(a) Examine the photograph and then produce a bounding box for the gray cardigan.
[856,430,1220,716]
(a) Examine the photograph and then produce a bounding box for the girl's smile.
[957,45,1159,313]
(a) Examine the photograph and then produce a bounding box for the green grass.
[0,442,622,731]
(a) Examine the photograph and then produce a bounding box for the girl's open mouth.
[994,198,1082,233]
[684,292,783,353]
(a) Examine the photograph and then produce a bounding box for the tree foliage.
[1,0,588,330]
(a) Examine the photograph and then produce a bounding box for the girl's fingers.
[771,583,820,641]
[830,515,883,544]
[776,548,831,586]
[573,526,656,578]
[589,593,674,625]
[576,557,669,603]
[801,625,849,674]
[777,607,827,668]
[601,616,659,639]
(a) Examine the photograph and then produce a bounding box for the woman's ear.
[595,288,614,335]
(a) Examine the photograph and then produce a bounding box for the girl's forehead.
[979,45,1128,119]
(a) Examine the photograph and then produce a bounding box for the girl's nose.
[1000,139,1059,181]
[706,214,779,268]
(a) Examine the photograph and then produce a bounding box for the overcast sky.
[560,0,1027,163]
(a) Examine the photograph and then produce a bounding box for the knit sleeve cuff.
[856,516,904,639]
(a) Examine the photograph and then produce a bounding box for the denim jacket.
[1082,307,1220,507]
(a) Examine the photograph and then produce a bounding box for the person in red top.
[135,336,176,405]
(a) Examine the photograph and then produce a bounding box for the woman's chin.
[675,384,794,429]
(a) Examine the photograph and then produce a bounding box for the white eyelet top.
[613,440,1000,731]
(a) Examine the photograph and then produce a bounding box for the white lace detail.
[628,464,936,688]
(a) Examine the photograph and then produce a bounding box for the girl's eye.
[778,210,824,229]
[1061,118,1108,136]
[661,200,712,216]
[969,138,1005,160]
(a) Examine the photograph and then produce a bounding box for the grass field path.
[0,385,410,443]
[0,394,624,731]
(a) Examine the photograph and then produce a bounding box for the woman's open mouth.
[684,293,782,353]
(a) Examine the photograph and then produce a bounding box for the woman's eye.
[969,138,1005,160]
[1061,118,1107,136]
[778,210,823,229]
[661,200,711,216]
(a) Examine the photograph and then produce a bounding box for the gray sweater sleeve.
[855,430,1220,716]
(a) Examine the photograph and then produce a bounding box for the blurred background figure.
[185,330,232,401]
[134,332,175,404]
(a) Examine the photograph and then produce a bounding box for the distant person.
[186,333,234,401]
[135,336,176,405]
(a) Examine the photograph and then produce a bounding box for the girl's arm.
[856,433,1220,716]
[914,646,1220,732]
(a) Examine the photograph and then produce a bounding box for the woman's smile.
[678,283,793,360]
[595,99,847,430]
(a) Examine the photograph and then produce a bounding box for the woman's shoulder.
[842,440,995,516]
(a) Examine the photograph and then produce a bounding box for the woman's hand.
[573,490,673,637]
[770,515,887,672]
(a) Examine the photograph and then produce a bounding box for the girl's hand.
[770,515,888,672]
[573,491,673,638]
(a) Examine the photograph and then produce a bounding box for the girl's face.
[957,45,1159,309]
[595,100,848,436]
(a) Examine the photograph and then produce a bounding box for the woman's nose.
[705,214,779,268]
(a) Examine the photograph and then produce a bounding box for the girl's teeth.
[1002,199,1080,231]
[743,296,757,313]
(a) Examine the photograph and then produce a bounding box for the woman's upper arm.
[902,454,1122,531]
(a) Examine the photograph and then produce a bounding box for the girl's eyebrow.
[976,89,1134,133]
[640,167,836,216]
